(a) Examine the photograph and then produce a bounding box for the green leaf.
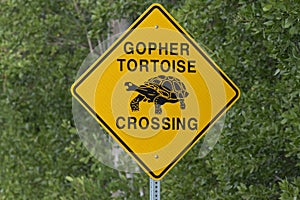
[65,176,74,182]
[284,17,294,28]
[262,4,272,12]
[289,26,298,35]
[264,21,274,26]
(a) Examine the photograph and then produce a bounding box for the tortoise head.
[125,82,138,91]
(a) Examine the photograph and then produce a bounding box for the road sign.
[71,3,240,180]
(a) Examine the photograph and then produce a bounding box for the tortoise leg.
[155,104,162,114]
[154,97,167,114]
[130,94,145,112]
[179,99,186,109]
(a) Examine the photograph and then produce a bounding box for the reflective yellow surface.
[71,3,240,180]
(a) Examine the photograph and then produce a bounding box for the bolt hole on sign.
[71,3,240,180]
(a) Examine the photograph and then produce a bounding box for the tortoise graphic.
[125,75,189,114]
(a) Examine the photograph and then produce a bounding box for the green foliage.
[1,0,299,199]
[168,0,300,199]
[279,177,300,200]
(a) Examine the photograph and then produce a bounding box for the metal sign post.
[150,178,160,200]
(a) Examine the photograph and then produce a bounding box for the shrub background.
[1,0,299,199]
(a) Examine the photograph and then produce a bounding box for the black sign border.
[73,5,240,180]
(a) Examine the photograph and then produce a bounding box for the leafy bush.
[1,0,299,199]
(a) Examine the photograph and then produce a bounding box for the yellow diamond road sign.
[71,3,240,180]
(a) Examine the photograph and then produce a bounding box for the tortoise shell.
[145,75,189,99]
